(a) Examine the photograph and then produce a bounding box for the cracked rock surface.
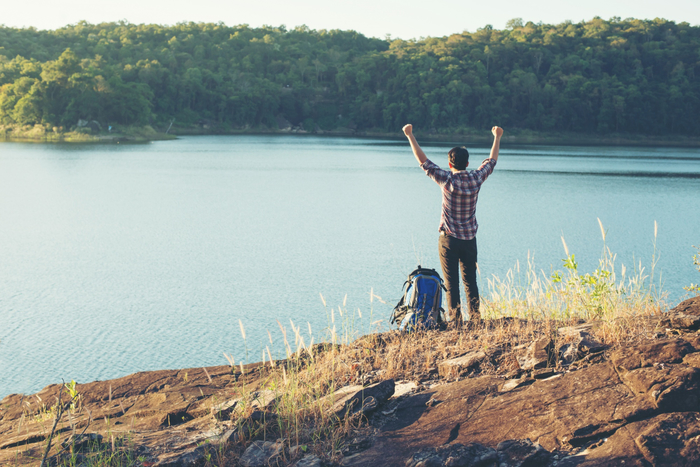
[2,296,700,466]
[343,297,700,466]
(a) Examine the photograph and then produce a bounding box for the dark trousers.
[438,233,480,323]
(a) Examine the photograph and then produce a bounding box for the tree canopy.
[0,17,698,135]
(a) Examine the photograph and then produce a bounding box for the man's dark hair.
[448,146,469,170]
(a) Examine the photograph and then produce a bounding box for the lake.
[1,135,699,398]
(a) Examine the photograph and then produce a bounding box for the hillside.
[1,18,699,139]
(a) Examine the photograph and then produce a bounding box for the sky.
[1,0,698,39]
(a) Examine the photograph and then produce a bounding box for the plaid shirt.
[421,158,497,240]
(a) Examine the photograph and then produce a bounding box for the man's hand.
[403,124,413,137]
[492,126,504,139]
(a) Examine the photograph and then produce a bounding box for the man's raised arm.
[403,124,427,165]
[489,126,504,163]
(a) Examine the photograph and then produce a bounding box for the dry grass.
[210,220,669,464]
[38,221,672,466]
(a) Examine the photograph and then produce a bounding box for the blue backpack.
[390,266,446,331]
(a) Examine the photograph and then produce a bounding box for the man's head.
[448,146,469,171]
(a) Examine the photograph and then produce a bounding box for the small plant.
[65,380,80,412]
[484,219,663,325]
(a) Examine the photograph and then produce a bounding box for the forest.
[0,17,698,136]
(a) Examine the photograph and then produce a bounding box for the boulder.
[154,444,209,466]
[438,351,486,379]
[329,379,395,419]
[393,381,419,399]
[500,377,534,392]
[559,342,579,365]
[611,338,695,371]
[516,337,553,370]
[557,323,606,362]
[559,411,700,466]
[405,443,497,467]
[496,439,551,467]
[239,439,285,467]
[683,352,700,367]
[210,398,239,420]
[671,295,700,315]
[339,337,700,466]
[291,454,323,467]
[617,364,700,412]
[658,296,700,330]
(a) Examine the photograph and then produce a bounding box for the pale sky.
[1,0,698,39]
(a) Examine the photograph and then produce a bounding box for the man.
[403,124,503,326]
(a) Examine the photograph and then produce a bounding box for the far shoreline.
[135,127,700,149]
[4,125,700,148]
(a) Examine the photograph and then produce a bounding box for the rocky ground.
[2,296,700,467]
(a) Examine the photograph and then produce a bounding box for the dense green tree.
[0,18,697,135]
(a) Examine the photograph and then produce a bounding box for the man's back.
[421,158,497,241]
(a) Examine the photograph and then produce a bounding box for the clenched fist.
[403,124,413,136]
[492,126,504,138]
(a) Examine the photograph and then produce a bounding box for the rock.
[249,389,279,410]
[212,429,238,446]
[330,380,395,419]
[212,390,278,422]
[406,439,550,467]
[9,302,700,467]
[392,381,419,398]
[532,368,558,379]
[559,342,579,365]
[617,364,700,412]
[672,296,700,315]
[359,396,378,413]
[559,411,700,466]
[342,434,373,455]
[683,352,700,367]
[0,363,258,466]
[500,377,534,392]
[211,398,238,420]
[339,363,648,464]
[611,338,695,371]
[632,412,700,465]
[340,335,700,466]
[658,296,700,330]
[438,351,486,379]
[496,439,550,466]
[154,444,209,466]
[240,439,285,467]
[291,454,323,467]
[557,323,606,362]
[516,337,553,370]
[405,443,497,467]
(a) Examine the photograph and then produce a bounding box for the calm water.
[1,135,699,398]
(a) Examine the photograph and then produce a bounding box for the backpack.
[390,266,446,332]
